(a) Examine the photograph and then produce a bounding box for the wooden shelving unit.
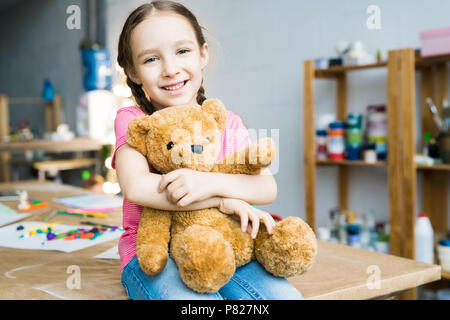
[0,94,105,182]
[304,48,450,300]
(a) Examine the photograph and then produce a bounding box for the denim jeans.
[121,255,304,300]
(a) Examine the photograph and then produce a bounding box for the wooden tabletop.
[0,138,104,152]
[0,181,442,300]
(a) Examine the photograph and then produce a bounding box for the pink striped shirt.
[112,106,251,273]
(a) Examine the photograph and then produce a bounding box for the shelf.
[415,52,450,69]
[316,159,387,167]
[314,52,450,78]
[442,270,450,280]
[315,61,387,78]
[0,138,105,152]
[416,162,450,171]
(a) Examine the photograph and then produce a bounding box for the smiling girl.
[113,1,303,300]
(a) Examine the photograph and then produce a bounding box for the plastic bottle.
[443,99,450,131]
[316,129,328,160]
[338,212,348,245]
[415,213,434,264]
[423,133,432,157]
[327,122,346,161]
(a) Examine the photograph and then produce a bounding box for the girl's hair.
[117,0,208,115]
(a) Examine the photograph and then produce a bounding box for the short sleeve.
[111,107,145,170]
[217,110,251,161]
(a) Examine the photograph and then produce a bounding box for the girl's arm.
[115,144,222,211]
[158,168,277,208]
[212,168,277,206]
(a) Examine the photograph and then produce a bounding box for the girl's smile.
[161,79,188,95]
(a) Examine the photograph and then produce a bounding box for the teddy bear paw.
[136,243,169,275]
[249,137,276,167]
[173,225,236,293]
[255,216,317,277]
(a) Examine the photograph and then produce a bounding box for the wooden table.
[0,181,441,300]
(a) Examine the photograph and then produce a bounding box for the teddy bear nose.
[191,145,203,154]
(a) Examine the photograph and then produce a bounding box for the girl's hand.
[218,198,276,239]
[158,168,218,207]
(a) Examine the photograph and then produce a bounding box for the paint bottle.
[367,105,387,160]
[443,98,450,131]
[346,113,363,160]
[328,208,340,242]
[347,224,361,248]
[327,122,346,160]
[415,213,434,264]
[338,212,348,245]
[316,129,328,160]
[362,211,376,251]
[423,133,432,157]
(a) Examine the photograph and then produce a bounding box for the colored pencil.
[57,210,106,218]
[20,202,49,212]
[67,207,115,213]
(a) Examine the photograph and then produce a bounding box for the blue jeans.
[121,255,303,300]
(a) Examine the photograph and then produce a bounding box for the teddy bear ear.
[201,99,227,131]
[126,115,153,156]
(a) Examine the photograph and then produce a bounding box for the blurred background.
[0,0,450,299]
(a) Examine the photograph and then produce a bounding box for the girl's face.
[129,12,209,110]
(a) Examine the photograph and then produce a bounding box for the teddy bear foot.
[172,224,236,293]
[136,243,168,275]
[255,216,317,277]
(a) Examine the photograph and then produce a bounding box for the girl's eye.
[178,49,190,55]
[144,57,157,64]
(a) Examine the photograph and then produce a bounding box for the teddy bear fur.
[127,98,317,293]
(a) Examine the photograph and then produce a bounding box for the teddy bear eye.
[167,141,174,150]
[206,137,211,142]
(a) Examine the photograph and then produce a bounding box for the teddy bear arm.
[212,137,276,175]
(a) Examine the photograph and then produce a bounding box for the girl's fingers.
[166,178,184,194]
[170,186,188,203]
[239,209,249,233]
[260,212,273,235]
[177,193,193,207]
[249,210,260,239]
[159,172,178,192]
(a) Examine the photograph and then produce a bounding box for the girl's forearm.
[127,172,222,211]
[213,172,277,206]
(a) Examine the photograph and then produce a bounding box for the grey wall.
[0,0,87,137]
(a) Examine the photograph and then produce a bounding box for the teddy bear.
[126,98,317,293]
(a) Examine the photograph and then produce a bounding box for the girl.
[113,0,303,300]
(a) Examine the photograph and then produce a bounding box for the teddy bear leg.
[254,217,318,277]
[136,208,172,275]
[170,224,236,293]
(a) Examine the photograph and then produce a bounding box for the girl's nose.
[162,57,180,77]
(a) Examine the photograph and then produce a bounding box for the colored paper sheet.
[0,203,31,227]
[55,194,123,209]
[0,221,123,253]
[94,245,119,260]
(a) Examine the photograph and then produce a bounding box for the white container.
[437,243,450,272]
[415,213,434,264]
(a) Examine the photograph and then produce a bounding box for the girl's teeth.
[164,82,184,91]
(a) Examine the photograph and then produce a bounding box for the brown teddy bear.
[127,99,317,293]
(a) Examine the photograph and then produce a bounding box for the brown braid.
[196,83,207,105]
[126,77,155,115]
